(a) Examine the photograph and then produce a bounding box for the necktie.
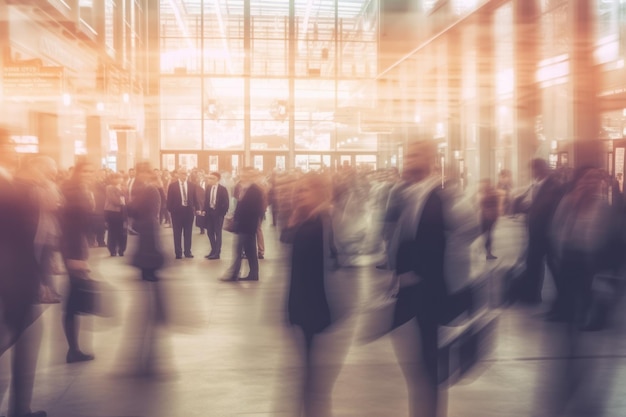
[182,181,187,206]
[210,186,217,209]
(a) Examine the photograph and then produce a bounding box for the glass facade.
[158,0,378,172]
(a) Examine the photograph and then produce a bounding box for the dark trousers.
[92,213,106,246]
[206,212,225,255]
[226,233,259,279]
[171,209,194,256]
[392,284,441,417]
[105,210,127,255]
[523,235,559,303]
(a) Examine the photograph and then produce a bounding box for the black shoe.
[185,254,194,258]
[118,252,124,256]
[240,275,259,281]
[66,350,95,363]
[204,254,212,259]
[176,255,183,259]
[375,263,388,270]
[110,253,116,257]
[208,254,220,260]
[258,254,264,259]
[486,254,498,260]
[220,276,238,282]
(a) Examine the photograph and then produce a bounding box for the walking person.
[221,168,265,281]
[0,129,48,417]
[478,178,500,260]
[282,172,345,417]
[59,159,97,363]
[127,163,167,376]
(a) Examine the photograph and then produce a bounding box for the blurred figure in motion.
[282,172,343,417]
[478,178,500,260]
[0,129,48,417]
[387,139,450,417]
[20,156,63,304]
[60,159,97,364]
[104,173,128,257]
[126,163,168,376]
[532,167,613,417]
[516,158,563,305]
[496,169,513,216]
[221,167,265,282]
[549,167,611,328]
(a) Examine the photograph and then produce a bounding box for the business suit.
[167,180,197,257]
[204,183,229,257]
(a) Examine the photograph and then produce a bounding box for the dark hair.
[210,171,221,180]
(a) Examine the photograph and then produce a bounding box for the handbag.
[72,277,115,317]
[223,213,236,233]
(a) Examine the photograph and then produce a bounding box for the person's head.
[617,172,623,181]
[177,167,188,181]
[239,167,257,185]
[403,140,438,182]
[71,159,96,185]
[293,172,332,216]
[128,168,136,178]
[109,172,123,186]
[531,158,550,181]
[25,155,58,184]
[207,171,221,186]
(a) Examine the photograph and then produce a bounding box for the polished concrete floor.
[3,216,626,417]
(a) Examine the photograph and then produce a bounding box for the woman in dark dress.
[60,160,97,363]
[283,172,343,417]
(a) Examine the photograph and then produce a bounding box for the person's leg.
[171,213,183,257]
[63,277,94,363]
[256,221,265,258]
[105,211,116,256]
[9,309,44,417]
[222,235,244,280]
[183,211,193,256]
[215,216,225,256]
[205,215,217,255]
[242,234,259,280]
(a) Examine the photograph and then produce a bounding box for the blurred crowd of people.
[2,123,626,417]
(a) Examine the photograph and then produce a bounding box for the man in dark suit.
[203,172,229,260]
[0,128,47,417]
[519,158,564,306]
[167,167,197,259]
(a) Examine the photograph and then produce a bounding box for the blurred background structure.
[0,0,624,182]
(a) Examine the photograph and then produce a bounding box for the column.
[145,0,160,167]
[570,0,602,168]
[477,9,495,181]
[0,0,9,118]
[243,0,251,166]
[288,0,295,170]
[447,28,461,181]
[86,115,103,167]
[514,0,540,185]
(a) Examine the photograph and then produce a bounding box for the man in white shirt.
[167,167,197,259]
